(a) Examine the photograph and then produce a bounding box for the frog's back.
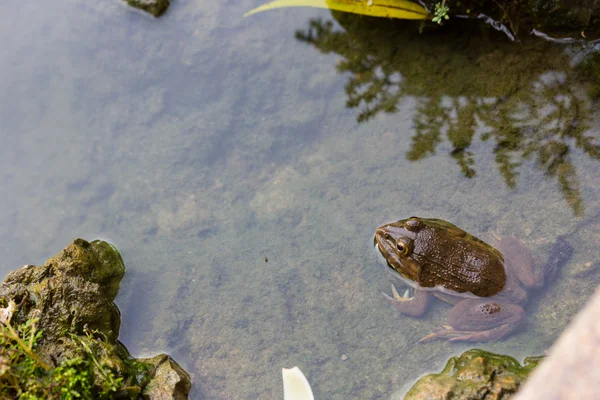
[411,219,506,298]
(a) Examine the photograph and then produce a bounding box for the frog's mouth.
[373,230,400,268]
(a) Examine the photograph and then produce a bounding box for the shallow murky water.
[1,1,600,399]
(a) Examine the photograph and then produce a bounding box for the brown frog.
[374,217,573,342]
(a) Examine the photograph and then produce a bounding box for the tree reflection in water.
[296,15,600,216]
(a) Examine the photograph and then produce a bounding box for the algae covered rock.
[125,0,170,17]
[404,349,542,400]
[140,354,192,400]
[0,238,191,399]
[0,238,124,344]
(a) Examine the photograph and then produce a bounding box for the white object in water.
[282,366,315,400]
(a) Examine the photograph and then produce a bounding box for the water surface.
[1,1,600,399]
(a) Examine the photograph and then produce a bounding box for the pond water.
[1,1,600,398]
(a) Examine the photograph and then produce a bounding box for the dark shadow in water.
[295,15,600,216]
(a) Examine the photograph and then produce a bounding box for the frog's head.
[374,216,423,283]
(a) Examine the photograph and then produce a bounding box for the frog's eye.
[396,240,409,255]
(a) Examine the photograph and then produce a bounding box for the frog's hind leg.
[493,234,545,290]
[541,236,574,285]
[418,299,526,343]
[383,285,432,317]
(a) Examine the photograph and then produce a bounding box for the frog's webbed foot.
[541,236,574,285]
[418,298,526,343]
[383,285,431,317]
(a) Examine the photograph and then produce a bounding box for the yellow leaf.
[244,0,430,20]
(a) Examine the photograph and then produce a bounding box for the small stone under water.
[125,0,170,17]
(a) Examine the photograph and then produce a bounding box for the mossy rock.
[0,238,191,399]
[404,349,543,400]
[1,238,125,344]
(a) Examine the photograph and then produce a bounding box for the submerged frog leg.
[493,234,545,290]
[493,232,574,290]
[383,285,431,317]
[541,236,574,286]
[418,298,526,343]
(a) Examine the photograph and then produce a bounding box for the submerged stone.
[404,349,542,400]
[125,0,170,17]
[0,238,191,399]
[140,354,192,400]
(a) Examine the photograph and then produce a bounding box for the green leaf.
[244,0,430,20]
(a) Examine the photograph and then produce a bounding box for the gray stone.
[514,286,600,400]
[141,354,192,400]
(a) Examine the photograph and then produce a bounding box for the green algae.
[404,349,543,400]
[0,239,188,399]
[1,239,124,344]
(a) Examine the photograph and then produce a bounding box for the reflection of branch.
[557,162,583,217]
[409,97,478,177]
[344,61,405,122]
[492,125,524,189]
[530,80,595,217]
[295,15,600,216]
[539,141,583,215]
[295,19,336,51]
[297,17,405,123]
[408,74,598,216]
[447,98,477,178]
[406,97,445,161]
[346,70,404,123]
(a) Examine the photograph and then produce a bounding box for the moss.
[0,239,190,399]
[404,349,543,400]
[1,239,124,344]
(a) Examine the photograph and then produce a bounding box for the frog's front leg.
[383,285,432,317]
[418,298,526,343]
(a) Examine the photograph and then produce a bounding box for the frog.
[374,216,573,343]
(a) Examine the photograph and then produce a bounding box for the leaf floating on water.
[244,0,430,20]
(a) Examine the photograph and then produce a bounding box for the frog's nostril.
[376,229,390,238]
